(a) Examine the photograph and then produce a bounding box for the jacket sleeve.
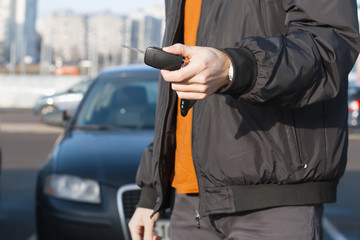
[220,0,360,108]
[135,142,158,209]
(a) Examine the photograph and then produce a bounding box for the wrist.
[136,186,158,209]
[218,47,256,96]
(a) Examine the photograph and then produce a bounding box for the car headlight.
[44,174,101,204]
[46,98,54,105]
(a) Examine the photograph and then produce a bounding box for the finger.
[129,226,144,240]
[175,90,207,100]
[143,219,156,240]
[128,215,144,240]
[161,61,201,84]
[171,83,208,94]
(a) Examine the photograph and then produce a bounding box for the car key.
[121,44,196,116]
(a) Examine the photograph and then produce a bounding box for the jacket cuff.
[136,186,158,210]
[218,47,257,97]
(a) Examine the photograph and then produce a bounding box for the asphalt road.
[0,108,359,240]
[0,109,62,240]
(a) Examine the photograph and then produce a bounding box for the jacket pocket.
[282,109,304,170]
[285,103,328,179]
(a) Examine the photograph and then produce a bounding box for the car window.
[75,74,158,129]
[69,80,90,93]
[348,86,360,100]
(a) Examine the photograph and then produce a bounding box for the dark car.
[348,83,360,127]
[33,79,92,115]
[36,64,170,240]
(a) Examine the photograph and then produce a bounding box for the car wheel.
[40,105,57,115]
[36,206,50,240]
[36,206,61,240]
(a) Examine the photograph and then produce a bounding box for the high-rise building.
[87,12,126,68]
[37,5,165,74]
[123,5,165,64]
[0,0,11,63]
[38,10,86,64]
[0,0,38,65]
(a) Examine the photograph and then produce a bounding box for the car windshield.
[74,73,158,130]
[69,80,90,93]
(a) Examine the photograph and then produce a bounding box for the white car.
[33,79,91,115]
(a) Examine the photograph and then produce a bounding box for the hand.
[161,44,231,100]
[128,207,162,240]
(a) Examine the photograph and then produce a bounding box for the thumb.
[163,44,193,59]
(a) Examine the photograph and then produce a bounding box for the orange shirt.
[172,0,202,194]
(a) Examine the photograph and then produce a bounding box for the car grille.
[117,184,141,240]
[122,188,141,219]
[117,184,171,240]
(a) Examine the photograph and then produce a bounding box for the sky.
[37,0,165,18]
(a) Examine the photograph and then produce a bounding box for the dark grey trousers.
[170,190,323,240]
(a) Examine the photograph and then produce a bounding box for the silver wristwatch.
[228,63,234,82]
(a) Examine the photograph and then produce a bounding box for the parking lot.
[0,108,359,240]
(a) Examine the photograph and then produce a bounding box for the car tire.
[36,206,52,240]
[40,105,57,115]
[36,206,65,240]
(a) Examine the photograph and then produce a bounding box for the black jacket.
[136,0,360,216]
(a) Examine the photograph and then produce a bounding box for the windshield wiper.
[73,125,129,130]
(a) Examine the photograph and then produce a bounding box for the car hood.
[54,129,153,186]
[40,91,68,100]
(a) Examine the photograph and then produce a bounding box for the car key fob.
[180,99,196,117]
[144,46,184,71]
[144,46,196,117]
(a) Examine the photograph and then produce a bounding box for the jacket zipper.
[153,0,186,217]
[192,113,203,229]
[291,110,306,169]
[195,209,201,229]
[192,0,205,227]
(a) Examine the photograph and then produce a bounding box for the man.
[129,0,360,239]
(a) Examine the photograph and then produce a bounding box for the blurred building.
[0,0,11,63]
[37,5,165,76]
[123,5,165,64]
[0,0,39,66]
[87,12,126,73]
[38,10,87,73]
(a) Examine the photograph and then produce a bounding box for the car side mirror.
[41,110,69,127]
